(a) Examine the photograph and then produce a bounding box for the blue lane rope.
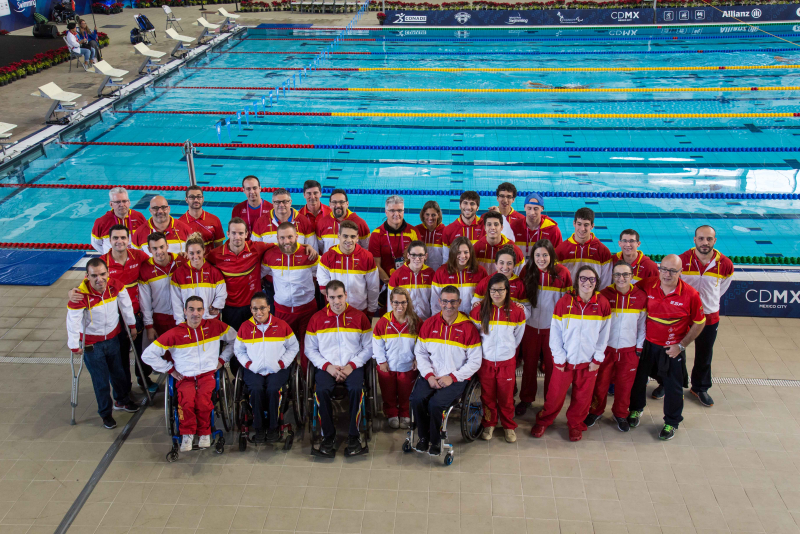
[308,145,800,153]
[238,48,800,56]
[375,34,800,42]
[272,187,800,200]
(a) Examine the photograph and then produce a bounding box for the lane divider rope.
[244,33,800,42]
[183,64,800,73]
[213,47,798,56]
[58,139,800,151]
[154,85,800,94]
[2,182,799,199]
[111,110,800,119]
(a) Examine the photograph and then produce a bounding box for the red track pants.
[176,371,215,436]
[477,358,517,430]
[274,301,316,371]
[519,327,553,404]
[535,364,598,431]
[590,347,639,419]
[376,368,417,418]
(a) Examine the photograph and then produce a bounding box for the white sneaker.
[400,417,411,429]
[388,417,400,429]
[180,434,194,452]
[481,426,495,441]
[198,435,211,449]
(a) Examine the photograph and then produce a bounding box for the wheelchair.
[402,377,483,466]
[232,363,299,452]
[164,367,233,462]
[304,359,377,458]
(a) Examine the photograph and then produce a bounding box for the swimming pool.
[2,23,800,260]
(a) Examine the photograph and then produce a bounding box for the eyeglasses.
[489,288,507,294]
[186,195,203,201]
[408,253,425,259]
[273,199,292,206]
[386,209,403,215]
[440,299,459,306]
[110,200,130,205]
[151,206,169,212]
[613,272,633,279]
[330,200,347,206]
[390,301,407,306]
[579,276,597,283]
[497,194,515,201]
[250,306,269,312]
[659,267,681,275]
[619,239,638,244]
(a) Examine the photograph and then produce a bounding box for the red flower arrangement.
[0,33,109,87]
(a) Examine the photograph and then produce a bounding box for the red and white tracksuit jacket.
[372,313,417,372]
[431,265,488,315]
[388,264,435,320]
[91,209,147,254]
[556,234,613,289]
[260,244,318,312]
[141,318,236,376]
[471,274,531,319]
[526,264,573,330]
[231,199,272,235]
[305,305,373,370]
[601,286,646,351]
[251,209,317,251]
[317,244,380,313]
[415,223,445,272]
[170,261,228,324]
[315,210,371,253]
[298,203,331,229]
[473,235,525,276]
[414,312,482,383]
[178,210,225,250]
[100,249,149,314]
[550,292,612,367]
[234,316,299,375]
[679,248,734,325]
[469,303,526,363]
[66,278,136,352]
[131,217,192,256]
[206,241,270,308]
[511,214,563,256]
[613,251,658,284]
[442,216,484,263]
[139,254,184,330]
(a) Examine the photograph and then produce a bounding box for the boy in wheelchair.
[142,296,236,452]
[234,292,299,443]
[305,280,373,457]
[411,285,482,456]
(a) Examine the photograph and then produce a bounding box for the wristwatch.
[677,343,686,352]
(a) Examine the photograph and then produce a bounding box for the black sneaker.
[345,436,364,455]
[584,413,600,428]
[265,428,281,442]
[428,441,441,456]
[515,401,531,416]
[691,389,714,407]
[659,424,676,441]
[414,437,430,453]
[615,416,630,432]
[627,410,641,428]
[115,400,140,413]
[252,429,267,443]
[651,385,665,400]
[319,436,336,456]
[102,416,117,429]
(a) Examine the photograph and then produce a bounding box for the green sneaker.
[627,410,642,428]
[659,424,676,441]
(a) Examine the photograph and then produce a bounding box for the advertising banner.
[0,0,93,33]
[720,280,800,318]
[384,4,800,26]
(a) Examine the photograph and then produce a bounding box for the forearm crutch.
[126,325,153,406]
[70,312,87,425]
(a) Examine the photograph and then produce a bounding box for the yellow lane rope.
[329,112,800,118]
[355,64,800,72]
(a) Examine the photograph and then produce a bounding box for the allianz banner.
[656,4,800,23]
[0,0,92,33]
[720,281,800,318]
[385,9,655,26]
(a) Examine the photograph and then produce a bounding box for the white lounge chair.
[133,42,166,75]
[217,7,240,18]
[217,7,240,30]
[92,61,129,97]
[194,17,220,43]
[0,123,16,159]
[162,5,182,31]
[30,82,82,124]
[165,28,195,57]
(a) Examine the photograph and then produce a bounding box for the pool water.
[2,24,800,259]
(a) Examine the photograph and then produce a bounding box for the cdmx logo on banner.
[392,12,428,24]
[745,289,800,309]
[610,11,640,20]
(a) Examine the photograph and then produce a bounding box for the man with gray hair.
[131,196,192,255]
[91,187,147,253]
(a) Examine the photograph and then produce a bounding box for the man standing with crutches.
[66,258,140,429]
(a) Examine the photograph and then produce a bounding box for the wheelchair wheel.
[460,379,483,442]
[164,377,176,437]
[367,360,380,432]
[233,368,246,432]
[292,361,307,426]
[305,363,316,435]
[217,368,233,433]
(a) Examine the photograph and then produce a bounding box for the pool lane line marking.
[154,85,800,94]
[54,377,164,534]
[59,141,800,151]
[182,64,800,72]
[210,48,799,55]
[243,34,800,42]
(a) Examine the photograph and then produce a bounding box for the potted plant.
[377,11,386,23]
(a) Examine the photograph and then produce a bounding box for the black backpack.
[130,28,144,44]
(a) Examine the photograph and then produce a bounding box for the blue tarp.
[0,250,85,286]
